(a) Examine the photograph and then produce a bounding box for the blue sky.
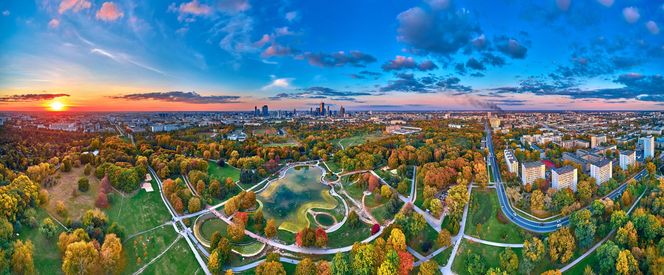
[1,0,663,111]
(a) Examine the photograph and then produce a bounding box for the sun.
[48,101,66,112]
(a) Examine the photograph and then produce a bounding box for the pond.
[256,165,338,233]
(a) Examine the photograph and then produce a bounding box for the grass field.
[452,239,523,275]
[563,250,598,275]
[208,161,241,182]
[408,224,440,256]
[124,225,181,273]
[47,166,100,220]
[335,132,383,149]
[139,237,201,274]
[326,222,372,248]
[106,182,172,236]
[434,246,453,266]
[198,218,228,243]
[465,190,525,244]
[20,208,65,274]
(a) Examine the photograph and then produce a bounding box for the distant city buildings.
[261,105,269,117]
[590,159,612,185]
[521,161,545,185]
[639,136,655,159]
[619,150,636,170]
[504,149,519,174]
[590,134,607,148]
[552,166,578,191]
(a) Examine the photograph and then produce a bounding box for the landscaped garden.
[464,189,526,244]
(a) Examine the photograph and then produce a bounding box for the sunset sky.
[1,0,663,111]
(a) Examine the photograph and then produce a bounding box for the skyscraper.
[640,136,655,159]
[327,106,330,116]
[261,105,269,117]
[339,105,345,117]
[320,102,325,116]
[254,106,259,117]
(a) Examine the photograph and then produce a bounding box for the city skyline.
[1,0,664,112]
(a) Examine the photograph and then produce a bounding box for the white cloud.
[285,11,298,22]
[58,0,91,14]
[646,21,660,35]
[597,0,613,7]
[622,7,640,24]
[48,19,60,29]
[96,2,124,22]
[2,10,9,16]
[261,77,294,90]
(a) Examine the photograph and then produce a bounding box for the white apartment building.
[590,159,613,185]
[521,161,545,185]
[639,136,655,159]
[552,166,578,191]
[504,149,519,174]
[619,150,636,170]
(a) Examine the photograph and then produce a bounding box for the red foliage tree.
[95,192,109,208]
[235,212,249,225]
[368,174,380,192]
[315,227,328,247]
[371,223,380,235]
[100,175,111,193]
[397,250,414,275]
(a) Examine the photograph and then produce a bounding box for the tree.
[188,197,202,213]
[418,260,438,275]
[409,212,426,236]
[348,210,360,228]
[11,240,35,275]
[397,250,414,275]
[646,162,656,176]
[377,250,398,275]
[576,180,595,203]
[616,221,638,248]
[429,198,443,217]
[40,218,58,239]
[616,249,639,275]
[296,227,316,247]
[315,227,328,247]
[332,252,349,275]
[227,222,245,242]
[436,229,451,247]
[207,249,222,275]
[446,183,469,216]
[265,219,277,238]
[368,175,379,192]
[209,180,221,198]
[465,253,486,275]
[62,241,99,275]
[380,185,392,200]
[387,228,406,251]
[499,248,519,273]
[570,209,596,248]
[255,261,286,275]
[597,240,620,274]
[317,260,332,275]
[548,227,576,264]
[210,232,222,251]
[100,234,123,275]
[58,229,90,252]
[78,177,90,192]
[295,258,316,275]
[351,244,375,275]
[196,180,205,197]
[610,210,628,229]
[241,191,256,210]
[95,192,109,209]
[541,270,562,275]
[522,236,545,273]
[531,189,544,211]
[0,217,13,242]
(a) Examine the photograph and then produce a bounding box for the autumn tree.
[499,248,519,273]
[351,243,376,275]
[418,260,438,275]
[570,209,596,248]
[548,227,576,264]
[397,250,414,275]
[522,237,545,273]
[315,227,328,247]
[40,218,58,239]
[317,260,331,275]
[295,258,316,275]
[616,221,638,248]
[11,240,35,275]
[446,183,469,217]
[95,192,109,209]
[62,241,99,275]
[255,261,286,275]
[368,175,379,192]
[227,221,245,242]
[100,234,124,275]
[436,229,451,247]
[387,228,406,251]
[332,252,349,275]
[531,189,544,211]
[616,249,639,275]
[265,219,277,238]
[188,197,202,213]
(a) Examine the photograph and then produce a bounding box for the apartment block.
[521,161,545,185]
[619,150,636,170]
[504,149,519,174]
[590,159,612,185]
[551,166,578,191]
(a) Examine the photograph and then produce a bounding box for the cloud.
[379,73,471,93]
[58,0,91,14]
[261,44,298,58]
[217,14,255,56]
[494,36,528,59]
[302,51,376,68]
[90,48,166,75]
[262,77,294,90]
[285,11,298,22]
[396,6,480,56]
[351,70,381,79]
[556,0,571,11]
[425,0,450,10]
[48,19,60,29]
[381,56,438,71]
[218,0,250,13]
[0,93,70,102]
[597,0,613,7]
[269,86,371,102]
[2,10,9,16]
[646,21,659,35]
[622,7,640,24]
[170,0,212,21]
[465,57,485,70]
[111,91,240,104]
[96,2,124,21]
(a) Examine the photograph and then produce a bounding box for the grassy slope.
[465,189,525,244]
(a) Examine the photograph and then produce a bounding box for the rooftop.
[522,161,543,169]
[553,165,576,175]
[591,158,612,168]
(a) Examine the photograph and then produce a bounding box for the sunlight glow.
[48,101,66,112]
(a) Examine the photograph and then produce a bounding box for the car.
[557,224,562,228]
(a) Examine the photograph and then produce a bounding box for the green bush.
[78,177,90,192]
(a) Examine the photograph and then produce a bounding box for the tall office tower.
[261,105,269,117]
[339,105,345,117]
[320,102,325,116]
[310,107,313,115]
[254,106,259,117]
[327,106,330,116]
[639,136,655,159]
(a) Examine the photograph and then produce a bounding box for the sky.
[0,0,663,112]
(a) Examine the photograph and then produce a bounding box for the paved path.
[230,257,301,272]
[133,235,183,275]
[462,235,524,248]
[441,184,473,274]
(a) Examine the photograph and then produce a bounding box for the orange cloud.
[96,2,124,21]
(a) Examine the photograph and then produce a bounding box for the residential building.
[552,166,578,191]
[619,150,636,170]
[521,161,545,185]
[639,136,655,159]
[590,159,612,185]
[504,149,519,174]
[590,135,607,148]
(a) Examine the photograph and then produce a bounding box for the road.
[484,122,648,233]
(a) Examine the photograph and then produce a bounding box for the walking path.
[441,184,473,274]
[133,235,183,275]
[125,221,174,242]
[462,235,524,248]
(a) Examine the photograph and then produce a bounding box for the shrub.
[78,177,90,192]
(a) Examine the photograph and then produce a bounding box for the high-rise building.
[327,106,330,116]
[590,135,607,148]
[590,159,612,185]
[639,136,655,159]
[521,161,545,185]
[619,150,636,170]
[320,102,325,116]
[254,106,259,117]
[504,149,519,174]
[552,166,578,191]
[261,105,269,117]
[339,105,345,117]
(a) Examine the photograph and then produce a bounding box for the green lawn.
[20,208,65,274]
[199,218,229,242]
[106,184,172,236]
[465,190,526,243]
[139,237,201,274]
[124,226,181,274]
[452,240,523,275]
[563,250,599,275]
[433,246,453,266]
[408,224,440,256]
[208,161,241,182]
[335,132,383,149]
[326,222,372,248]
[414,180,425,209]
